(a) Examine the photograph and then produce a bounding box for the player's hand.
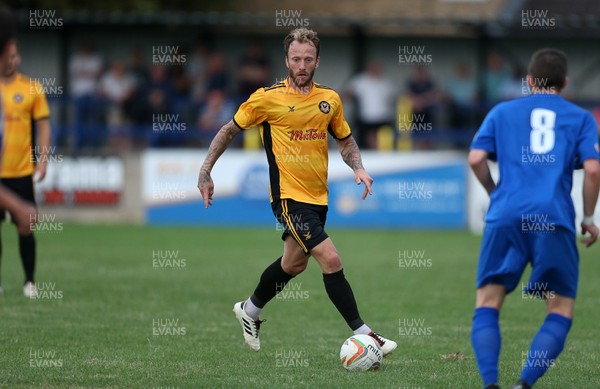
[34,161,47,182]
[580,222,599,247]
[354,168,373,200]
[197,169,214,208]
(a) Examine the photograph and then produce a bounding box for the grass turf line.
[0,224,598,388]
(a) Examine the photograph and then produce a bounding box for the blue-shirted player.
[469,48,600,389]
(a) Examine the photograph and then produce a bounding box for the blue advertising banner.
[327,164,466,228]
[142,150,467,229]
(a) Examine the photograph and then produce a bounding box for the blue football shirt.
[471,94,600,233]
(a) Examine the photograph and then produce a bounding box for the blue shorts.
[476,225,579,298]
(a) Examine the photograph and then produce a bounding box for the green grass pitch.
[0,224,598,388]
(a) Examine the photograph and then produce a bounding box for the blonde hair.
[283,28,320,57]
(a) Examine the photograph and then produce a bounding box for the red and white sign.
[35,157,124,205]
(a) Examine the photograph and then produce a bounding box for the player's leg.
[513,295,574,389]
[275,200,365,334]
[0,184,35,235]
[277,200,364,332]
[476,284,506,309]
[233,236,308,351]
[311,237,360,324]
[4,176,37,297]
[0,178,37,296]
[472,284,506,389]
[516,229,577,388]
[280,199,397,355]
[310,237,397,355]
[0,180,7,295]
[243,235,309,320]
[243,200,312,319]
[19,231,36,297]
[472,226,527,389]
[232,200,310,351]
[0,213,4,295]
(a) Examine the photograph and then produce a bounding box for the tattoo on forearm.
[200,120,242,176]
[198,170,211,187]
[340,137,364,171]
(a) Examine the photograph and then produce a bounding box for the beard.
[288,67,315,89]
[3,67,16,78]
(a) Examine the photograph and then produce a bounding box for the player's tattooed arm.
[337,136,364,171]
[198,120,242,207]
[199,120,242,176]
[336,136,373,200]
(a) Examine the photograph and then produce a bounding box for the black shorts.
[0,175,36,223]
[272,199,329,255]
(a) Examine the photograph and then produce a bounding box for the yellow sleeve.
[233,88,267,130]
[328,92,351,140]
[32,83,50,120]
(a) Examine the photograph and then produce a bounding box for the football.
[339,334,383,371]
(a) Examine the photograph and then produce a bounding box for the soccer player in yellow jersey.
[0,7,37,297]
[198,28,397,354]
[0,41,49,297]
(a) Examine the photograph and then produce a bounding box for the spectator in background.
[197,89,237,147]
[447,61,479,146]
[129,47,148,89]
[405,66,440,149]
[236,39,271,101]
[500,65,526,101]
[346,60,396,149]
[69,42,103,152]
[186,41,210,104]
[170,65,191,113]
[205,52,229,96]
[135,66,180,148]
[98,60,136,150]
[483,52,511,106]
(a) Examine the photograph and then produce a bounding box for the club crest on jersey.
[319,101,330,114]
[13,93,24,103]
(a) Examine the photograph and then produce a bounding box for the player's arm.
[468,149,496,196]
[34,118,51,182]
[335,135,373,200]
[197,119,242,208]
[581,158,600,247]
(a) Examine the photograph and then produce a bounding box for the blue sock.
[471,307,501,387]
[521,313,572,386]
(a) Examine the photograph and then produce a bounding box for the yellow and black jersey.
[0,73,50,178]
[233,78,351,205]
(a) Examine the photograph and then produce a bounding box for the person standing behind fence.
[346,60,396,149]
[97,60,136,150]
[68,42,103,152]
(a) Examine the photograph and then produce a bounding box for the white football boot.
[233,301,264,351]
[24,282,38,298]
[368,331,397,356]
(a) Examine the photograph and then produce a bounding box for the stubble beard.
[288,68,315,90]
